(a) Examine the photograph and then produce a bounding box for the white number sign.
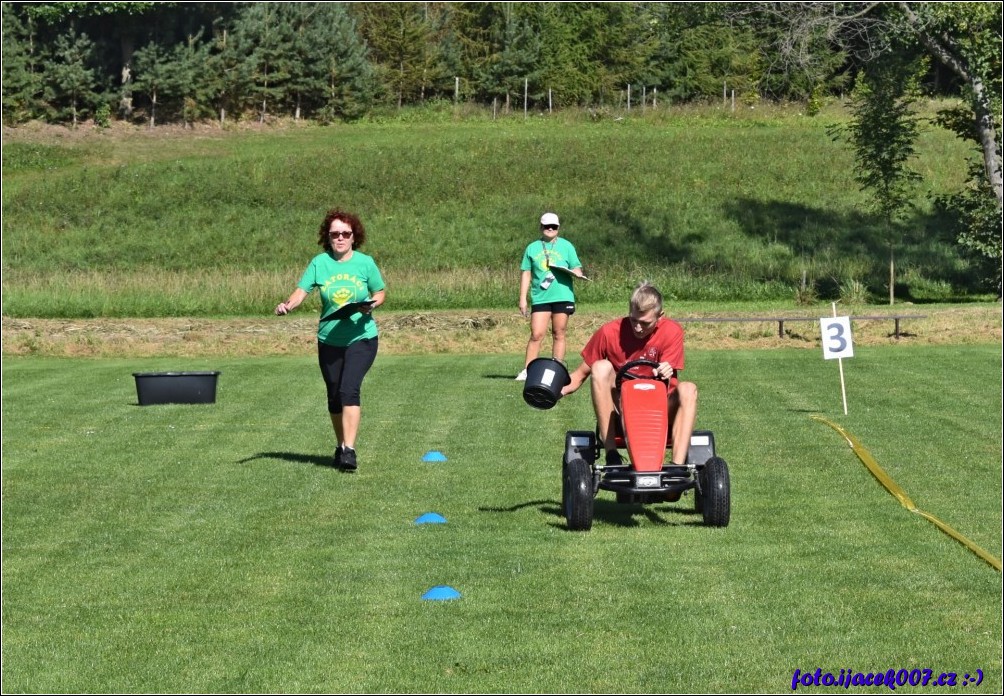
[820,316,854,360]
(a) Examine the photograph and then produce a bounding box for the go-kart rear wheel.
[563,458,594,531]
[698,456,731,527]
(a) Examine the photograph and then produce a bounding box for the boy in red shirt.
[561,282,698,467]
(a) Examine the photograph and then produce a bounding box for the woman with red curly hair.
[275,208,386,472]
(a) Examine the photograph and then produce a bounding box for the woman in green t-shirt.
[275,209,386,472]
[516,212,586,381]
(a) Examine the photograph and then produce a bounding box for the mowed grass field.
[2,345,1000,693]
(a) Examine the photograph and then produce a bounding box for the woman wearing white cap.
[516,212,586,381]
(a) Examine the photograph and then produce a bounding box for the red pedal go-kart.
[562,359,731,531]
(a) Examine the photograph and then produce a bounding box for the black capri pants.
[317,338,378,413]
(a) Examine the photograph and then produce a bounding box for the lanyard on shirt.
[541,239,556,268]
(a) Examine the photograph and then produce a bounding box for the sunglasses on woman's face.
[542,224,559,231]
[329,230,354,239]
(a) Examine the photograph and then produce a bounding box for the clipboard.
[549,264,591,281]
[319,299,376,323]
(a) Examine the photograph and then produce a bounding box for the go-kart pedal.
[604,449,624,467]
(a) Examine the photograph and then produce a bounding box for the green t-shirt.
[520,237,581,305]
[297,250,385,347]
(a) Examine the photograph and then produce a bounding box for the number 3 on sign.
[820,316,854,360]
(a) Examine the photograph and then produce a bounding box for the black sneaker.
[332,447,344,469]
[604,449,624,467]
[341,447,358,472]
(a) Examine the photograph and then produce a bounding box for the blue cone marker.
[415,512,447,525]
[422,585,461,601]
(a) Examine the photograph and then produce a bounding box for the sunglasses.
[329,230,354,239]
[541,224,559,231]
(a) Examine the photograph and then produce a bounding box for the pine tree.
[283,3,325,121]
[172,31,212,128]
[204,17,252,124]
[2,5,45,124]
[235,3,297,122]
[353,3,434,108]
[132,40,174,128]
[311,4,377,121]
[46,29,100,128]
[485,9,542,112]
[446,2,503,102]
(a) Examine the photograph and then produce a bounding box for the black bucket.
[522,358,570,410]
[133,371,221,406]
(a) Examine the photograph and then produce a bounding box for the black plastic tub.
[522,358,570,410]
[133,371,221,406]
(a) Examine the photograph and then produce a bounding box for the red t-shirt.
[581,317,685,375]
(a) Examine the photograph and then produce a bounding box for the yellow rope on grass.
[812,415,1001,572]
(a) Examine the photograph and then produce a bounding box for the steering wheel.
[615,359,667,389]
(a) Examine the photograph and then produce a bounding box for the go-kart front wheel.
[563,458,594,531]
[698,456,731,527]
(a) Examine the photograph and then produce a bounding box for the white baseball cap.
[540,212,560,227]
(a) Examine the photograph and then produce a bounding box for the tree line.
[0,1,980,126]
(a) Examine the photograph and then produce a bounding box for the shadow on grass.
[587,499,705,528]
[478,500,554,513]
[722,197,981,296]
[479,497,703,529]
[238,450,333,468]
[482,373,520,380]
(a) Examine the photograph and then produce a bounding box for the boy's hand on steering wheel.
[655,362,675,380]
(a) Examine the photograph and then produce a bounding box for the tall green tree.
[838,54,925,305]
[421,2,462,102]
[311,3,377,121]
[485,8,542,112]
[446,2,503,102]
[1,4,45,123]
[276,3,376,122]
[894,2,1001,295]
[533,3,594,105]
[132,40,174,127]
[203,18,251,124]
[534,3,655,106]
[131,33,205,127]
[172,31,212,128]
[353,2,437,108]
[730,2,851,101]
[282,3,327,121]
[46,29,101,127]
[657,17,761,102]
[235,3,297,122]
